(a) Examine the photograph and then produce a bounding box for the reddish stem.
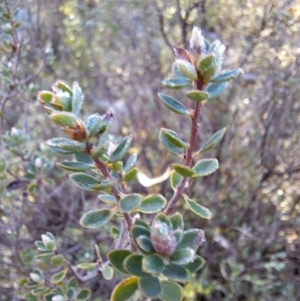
[164,78,204,215]
[93,158,133,229]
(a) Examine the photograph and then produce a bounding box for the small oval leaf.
[107,250,132,274]
[138,276,161,298]
[193,159,219,177]
[186,90,209,102]
[170,170,183,190]
[56,161,93,172]
[158,93,189,115]
[160,128,189,148]
[119,194,142,213]
[80,209,114,228]
[50,268,68,284]
[123,167,138,182]
[111,277,138,301]
[183,196,212,219]
[72,82,84,115]
[102,265,114,280]
[142,254,164,275]
[162,264,190,283]
[69,173,101,191]
[139,194,167,213]
[76,289,91,301]
[158,280,183,301]
[199,128,226,153]
[211,68,243,83]
[173,164,196,177]
[159,131,185,156]
[205,82,227,99]
[50,112,78,127]
[162,78,191,89]
[110,136,133,163]
[123,255,150,278]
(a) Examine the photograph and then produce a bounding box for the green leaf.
[169,213,184,231]
[102,265,114,280]
[123,153,137,172]
[184,196,212,219]
[136,235,155,253]
[25,292,39,301]
[139,194,167,213]
[162,264,190,283]
[158,93,189,115]
[111,277,138,301]
[51,255,64,266]
[50,268,68,284]
[131,225,151,250]
[176,229,205,250]
[134,219,150,231]
[34,241,47,251]
[85,113,104,137]
[158,280,183,301]
[160,128,189,148]
[199,128,226,153]
[110,136,132,163]
[67,288,76,300]
[98,194,117,204]
[123,255,149,278]
[70,173,115,191]
[76,262,98,270]
[142,254,164,274]
[108,250,132,274]
[169,247,195,265]
[52,295,65,301]
[123,167,138,182]
[47,138,85,153]
[111,226,120,239]
[55,80,73,95]
[49,112,78,127]
[80,208,114,228]
[193,159,219,177]
[211,68,243,83]
[186,90,209,102]
[36,252,54,263]
[38,91,54,104]
[162,78,191,89]
[75,152,94,164]
[170,171,183,190]
[139,276,161,298]
[205,82,227,99]
[183,255,206,274]
[119,194,142,212]
[54,90,72,111]
[69,172,100,191]
[172,62,186,78]
[159,130,185,156]
[173,164,196,177]
[176,60,198,81]
[76,289,91,301]
[67,277,78,290]
[44,293,56,301]
[56,161,93,172]
[41,234,56,251]
[197,54,216,73]
[72,82,84,115]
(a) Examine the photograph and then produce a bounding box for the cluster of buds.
[174,27,225,85]
[38,81,112,142]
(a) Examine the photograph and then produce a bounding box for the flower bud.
[150,220,177,256]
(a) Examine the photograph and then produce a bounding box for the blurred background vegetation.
[0,0,299,300]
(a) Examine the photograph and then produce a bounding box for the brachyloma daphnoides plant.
[24,27,243,301]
